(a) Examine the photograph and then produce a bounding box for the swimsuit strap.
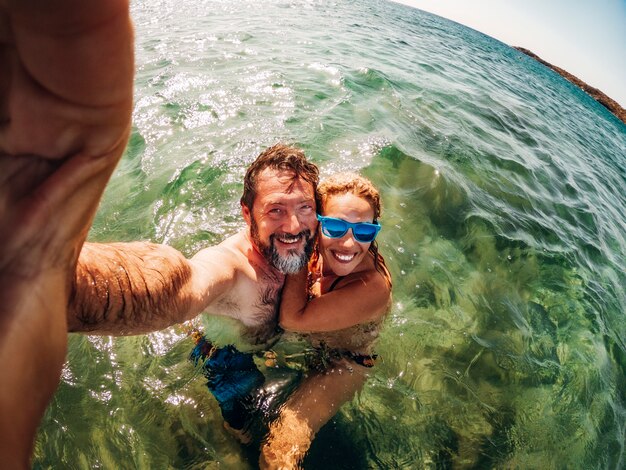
[328,275,345,292]
[348,352,378,368]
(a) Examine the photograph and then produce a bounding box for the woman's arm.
[279,269,390,333]
[277,269,309,327]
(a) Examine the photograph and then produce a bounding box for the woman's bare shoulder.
[340,267,391,293]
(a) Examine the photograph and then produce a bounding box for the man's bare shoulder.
[191,230,250,268]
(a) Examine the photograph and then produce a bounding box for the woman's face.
[319,192,375,277]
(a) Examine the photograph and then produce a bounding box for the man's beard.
[250,218,315,274]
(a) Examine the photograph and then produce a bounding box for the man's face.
[243,168,318,274]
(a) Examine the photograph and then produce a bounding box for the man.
[69,143,319,436]
[69,143,319,345]
[1,0,134,467]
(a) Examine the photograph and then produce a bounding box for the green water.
[34,0,625,468]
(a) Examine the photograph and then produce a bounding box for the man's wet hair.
[241,143,320,210]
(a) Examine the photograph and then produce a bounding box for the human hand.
[0,0,133,465]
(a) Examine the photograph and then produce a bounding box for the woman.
[260,173,392,469]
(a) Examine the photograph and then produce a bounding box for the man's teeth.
[334,252,355,261]
[278,235,301,244]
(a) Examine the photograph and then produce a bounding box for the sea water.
[33,0,626,468]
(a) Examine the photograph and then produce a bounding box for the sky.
[391,0,626,107]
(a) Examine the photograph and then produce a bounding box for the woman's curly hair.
[316,172,391,288]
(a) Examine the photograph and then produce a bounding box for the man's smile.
[275,233,304,245]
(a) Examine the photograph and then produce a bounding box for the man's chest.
[212,274,283,344]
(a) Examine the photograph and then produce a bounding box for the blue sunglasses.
[317,214,381,243]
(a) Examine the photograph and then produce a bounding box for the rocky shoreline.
[514,47,625,125]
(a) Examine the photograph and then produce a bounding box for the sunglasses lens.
[353,224,378,243]
[322,218,348,238]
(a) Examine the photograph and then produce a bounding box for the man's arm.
[69,242,194,335]
[68,241,238,335]
[0,0,133,466]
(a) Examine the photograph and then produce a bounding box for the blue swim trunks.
[189,332,265,431]
[188,329,305,439]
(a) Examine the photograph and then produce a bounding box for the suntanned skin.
[261,191,392,469]
[279,192,390,333]
[0,0,317,464]
[0,0,134,466]
[68,168,318,346]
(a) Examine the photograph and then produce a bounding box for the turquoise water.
[34,0,626,468]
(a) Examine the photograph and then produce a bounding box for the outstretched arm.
[68,241,238,335]
[0,0,133,466]
[69,242,195,335]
